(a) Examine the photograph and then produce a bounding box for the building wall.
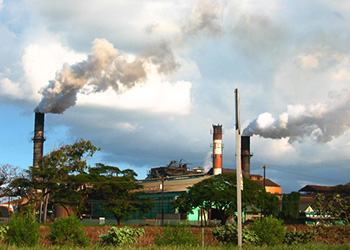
[266,186,282,194]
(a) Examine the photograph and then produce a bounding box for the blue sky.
[1,0,350,193]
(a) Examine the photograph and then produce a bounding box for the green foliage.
[10,139,99,214]
[251,216,286,246]
[154,225,200,246]
[99,226,145,246]
[173,174,276,225]
[284,230,314,245]
[0,225,8,241]
[211,223,260,245]
[5,213,40,247]
[46,215,90,247]
[85,163,151,225]
[282,192,301,220]
[261,193,280,217]
[314,187,350,225]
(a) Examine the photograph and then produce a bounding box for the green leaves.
[313,186,350,225]
[173,173,277,225]
[99,226,145,246]
[46,215,90,247]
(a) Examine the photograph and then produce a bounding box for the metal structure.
[212,124,223,175]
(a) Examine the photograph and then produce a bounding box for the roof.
[299,185,332,193]
[253,179,281,188]
[139,175,212,194]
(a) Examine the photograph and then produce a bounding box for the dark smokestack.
[33,112,45,168]
[241,136,251,179]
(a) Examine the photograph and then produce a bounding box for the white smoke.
[243,90,350,143]
[35,38,179,114]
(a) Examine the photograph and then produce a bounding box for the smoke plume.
[243,90,350,143]
[35,38,179,114]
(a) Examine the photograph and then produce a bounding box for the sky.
[1,0,350,193]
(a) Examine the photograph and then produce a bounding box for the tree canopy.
[173,173,279,225]
[9,139,150,224]
[313,185,350,225]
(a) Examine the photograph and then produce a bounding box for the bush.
[0,225,8,241]
[251,216,286,246]
[5,213,40,247]
[154,225,200,246]
[99,226,145,246]
[211,223,260,245]
[46,215,90,247]
[284,230,314,245]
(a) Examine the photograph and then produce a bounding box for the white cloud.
[0,78,25,99]
[21,41,86,102]
[299,54,320,69]
[77,65,192,115]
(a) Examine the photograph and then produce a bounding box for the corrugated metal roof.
[139,175,212,194]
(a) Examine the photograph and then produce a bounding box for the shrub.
[99,226,145,246]
[284,230,314,245]
[251,216,286,246]
[46,215,90,247]
[154,225,200,246]
[211,223,260,245]
[0,225,8,241]
[5,213,40,247]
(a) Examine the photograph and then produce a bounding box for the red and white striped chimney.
[212,124,223,175]
[33,112,45,169]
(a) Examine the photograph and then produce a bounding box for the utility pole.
[235,88,243,248]
[161,176,164,226]
[262,165,267,189]
[261,164,267,219]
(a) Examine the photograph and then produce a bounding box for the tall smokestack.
[241,136,251,179]
[33,112,45,168]
[212,124,223,175]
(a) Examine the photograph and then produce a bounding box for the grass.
[0,244,350,250]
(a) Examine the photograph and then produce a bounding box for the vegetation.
[211,223,260,245]
[250,216,286,246]
[154,224,200,246]
[282,192,301,221]
[10,139,99,218]
[83,163,151,225]
[284,230,314,245]
[5,212,40,247]
[0,225,8,241]
[46,215,90,247]
[99,226,145,246]
[9,140,151,225]
[173,173,279,225]
[313,185,350,225]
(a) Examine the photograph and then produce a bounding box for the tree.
[0,164,22,200]
[313,185,350,225]
[0,164,22,216]
[85,163,151,225]
[282,192,300,221]
[173,173,278,225]
[10,139,99,220]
